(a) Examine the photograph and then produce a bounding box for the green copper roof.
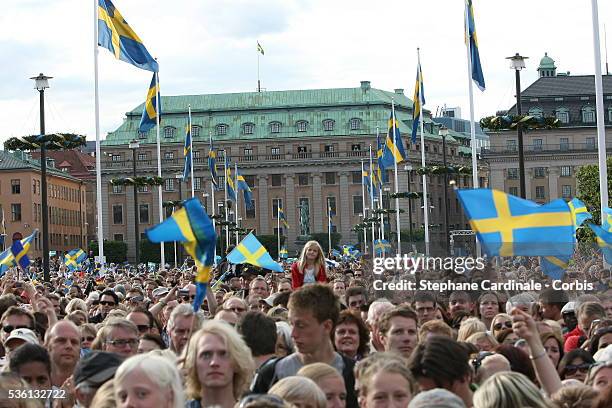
[0,150,80,180]
[538,53,556,70]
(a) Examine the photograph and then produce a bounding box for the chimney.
[360,81,371,92]
[394,88,404,95]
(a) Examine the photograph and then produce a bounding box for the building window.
[137,185,149,193]
[324,172,336,185]
[509,187,519,196]
[586,137,596,149]
[137,152,147,161]
[562,185,572,198]
[10,203,21,221]
[559,138,569,150]
[506,140,517,151]
[535,186,545,199]
[296,120,308,132]
[138,131,147,139]
[582,107,595,123]
[327,197,337,215]
[112,184,123,194]
[112,204,123,224]
[244,175,255,188]
[246,201,256,219]
[139,204,150,224]
[533,139,543,151]
[534,167,546,178]
[352,171,361,184]
[164,151,174,160]
[270,147,280,156]
[351,144,361,152]
[271,174,282,187]
[353,195,363,215]
[272,198,283,218]
[191,125,201,138]
[216,124,228,136]
[111,154,122,162]
[323,119,334,131]
[113,234,124,242]
[163,126,176,138]
[507,168,518,179]
[555,108,570,124]
[350,118,362,130]
[243,123,255,135]
[164,179,175,191]
[243,148,253,160]
[193,150,201,159]
[528,107,543,118]
[298,173,309,186]
[194,177,202,191]
[270,122,281,134]
[561,166,572,177]
[11,180,20,194]
[608,108,612,122]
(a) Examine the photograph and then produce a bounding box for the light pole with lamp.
[507,53,528,198]
[31,73,52,282]
[439,126,450,253]
[175,173,183,263]
[129,140,140,264]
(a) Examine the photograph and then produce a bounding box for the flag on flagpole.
[362,168,372,198]
[183,118,192,180]
[376,132,388,183]
[64,249,87,272]
[208,133,218,189]
[236,169,254,210]
[257,41,265,55]
[279,246,288,259]
[411,62,425,144]
[278,207,289,229]
[568,198,592,229]
[225,165,236,201]
[145,198,216,311]
[374,239,392,256]
[227,232,282,272]
[139,73,161,133]
[97,0,159,72]
[381,103,407,167]
[465,0,485,91]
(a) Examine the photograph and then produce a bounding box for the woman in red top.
[291,240,328,289]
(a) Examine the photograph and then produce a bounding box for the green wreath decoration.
[480,115,560,131]
[416,166,472,176]
[109,176,163,186]
[4,133,87,151]
[390,192,424,199]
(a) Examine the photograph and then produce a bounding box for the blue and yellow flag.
[64,249,87,272]
[456,189,575,257]
[568,198,592,229]
[0,230,38,275]
[208,133,218,189]
[540,255,570,280]
[139,73,161,133]
[97,0,158,72]
[376,132,388,183]
[590,223,612,264]
[465,0,485,91]
[225,165,236,201]
[279,247,288,259]
[374,239,392,257]
[236,169,254,210]
[381,105,406,167]
[145,198,216,311]
[411,62,425,144]
[362,169,372,198]
[227,232,283,272]
[278,207,289,229]
[183,119,192,180]
[601,207,612,232]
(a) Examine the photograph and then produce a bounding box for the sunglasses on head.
[494,321,513,330]
[3,325,32,333]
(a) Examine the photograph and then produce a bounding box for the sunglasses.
[106,339,138,347]
[99,301,116,306]
[494,321,513,331]
[183,295,196,301]
[127,296,144,303]
[228,307,246,313]
[565,363,591,375]
[136,325,151,333]
[81,336,95,342]
[3,325,32,334]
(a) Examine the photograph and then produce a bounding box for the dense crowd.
[0,240,611,408]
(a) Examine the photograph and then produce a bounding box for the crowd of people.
[0,239,611,408]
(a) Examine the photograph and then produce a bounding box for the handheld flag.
[601,207,612,232]
[0,230,38,275]
[227,232,283,272]
[411,61,425,144]
[225,165,236,201]
[139,73,161,133]
[236,170,254,210]
[183,119,192,180]
[279,247,288,259]
[278,207,289,229]
[257,41,265,55]
[540,256,570,280]
[381,103,406,167]
[374,239,392,256]
[590,223,612,264]
[465,0,485,91]
[97,0,159,72]
[64,249,87,271]
[208,134,218,189]
[568,198,592,229]
[145,198,216,311]
[456,189,575,257]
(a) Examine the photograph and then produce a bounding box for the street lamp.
[31,73,52,282]
[439,125,450,253]
[129,140,140,264]
[506,53,528,198]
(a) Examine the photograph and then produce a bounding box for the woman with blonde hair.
[184,320,255,408]
[457,317,488,342]
[298,363,346,408]
[466,332,499,352]
[359,357,415,408]
[291,240,327,289]
[65,298,88,315]
[269,376,327,408]
[473,371,551,408]
[90,380,116,408]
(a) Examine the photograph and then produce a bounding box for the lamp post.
[31,73,52,282]
[507,53,528,198]
[439,126,450,254]
[404,165,414,244]
[175,173,183,262]
[129,140,140,264]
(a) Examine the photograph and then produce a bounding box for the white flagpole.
[93,0,105,271]
[361,160,368,253]
[234,163,239,245]
[377,126,385,244]
[591,0,609,219]
[369,144,376,259]
[210,131,217,264]
[277,208,281,261]
[327,204,332,255]
[391,99,401,257]
[418,49,430,256]
[223,156,229,248]
[465,6,479,190]
[188,105,194,198]
[154,71,165,269]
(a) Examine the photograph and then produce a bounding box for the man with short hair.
[366,299,393,353]
[214,309,238,327]
[345,286,367,314]
[250,277,270,298]
[168,303,197,355]
[90,290,119,323]
[223,297,248,318]
[332,279,346,301]
[448,291,474,319]
[378,306,419,358]
[413,292,437,326]
[277,279,292,294]
[538,288,568,321]
[1,306,35,345]
[237,311,277,368]
[103,318,139,358]
[45,320,81,387]
[126,307,155,336]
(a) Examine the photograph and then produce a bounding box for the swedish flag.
[64,249,87,272]
[465,0,485,91]
[0,230,38,275]
[208,134,218,189]
[602,207,612,232]
[590,223,612,264]
[278,207,289,229]
[374,239,392,256]
[145,198,216,311]
[183,119,192,180]
[225,165,236,201]
[362,169,372,198]
[411,61,425,144]
[236,170,254,210]
[540,255,570,280]
[568,198,592,229]
[381,105,406,167]
[376,132,388,183]
[227,232,282,272]
[279,247,288,259]
[370,165,380,198]
[139,73,161,133]
[456,189,575,257]
[97,0,158,72]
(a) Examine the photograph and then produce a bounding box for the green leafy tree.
[139,239,176,264]
[256,234,285,259]
[88,240,128,263]
[575,157,612,225]
[400,228,425,242]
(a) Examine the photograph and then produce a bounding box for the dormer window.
[296,120,308,132]
[191,125,201,138]
[349,118,362,130]
[163,126,176,138]
[216,124,228,136]
[528,107,543,118]
[269,122,281,133]
[323,119,335,131]
[555,108,570,124]
[243,123,255,135]
[582,106,595,123]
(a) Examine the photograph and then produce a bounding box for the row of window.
[150,118,365,139]
[506,137,596,152]
[5,180,82,202]
[507,166,572,179]
[508,185,573,199]
[527,106,612,124]
[50,233,83,248]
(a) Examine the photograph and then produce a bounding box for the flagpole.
[93,0,105,272]
[465,7,479,190]
[361,160,368,253]
[224,156,229,248]
[391,99,402,257]
[234,163,239,245]
[327,205,332,255]
[189,105,195,198]
[257,44,261,93]
[591,0,609,220]
[369,144,376,259]
[417,49,430,256]
[154,70,165,269]
[277,208,281,261]
[377,126,385,244]
[210,131,217,264]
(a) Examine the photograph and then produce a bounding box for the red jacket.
[291,262,327,289]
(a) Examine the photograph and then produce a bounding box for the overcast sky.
[0,0,610,144]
